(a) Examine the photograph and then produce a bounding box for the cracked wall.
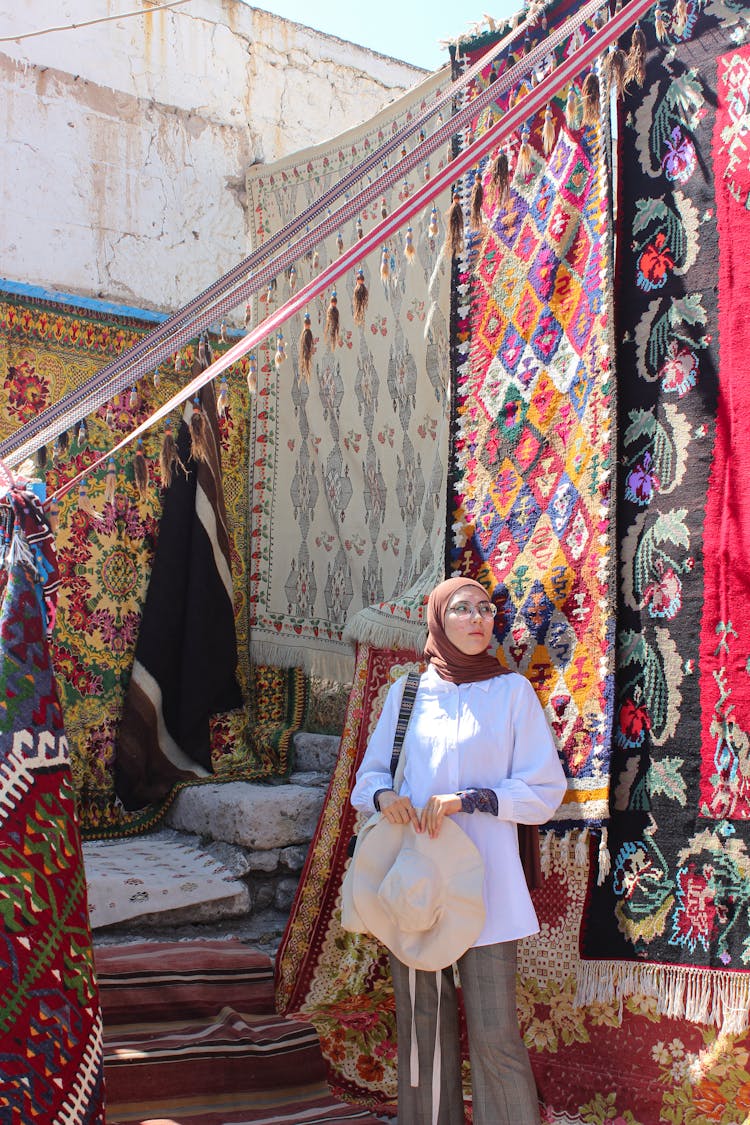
[1,0,423,312]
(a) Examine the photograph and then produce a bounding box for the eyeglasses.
[447,601,497,619]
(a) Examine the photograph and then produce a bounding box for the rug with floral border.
[0,289,306,836]
[273,642,750,1123]
[578,0,750,1024]
[448,0,616,840]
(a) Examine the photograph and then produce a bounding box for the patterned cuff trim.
[458,788,499,816]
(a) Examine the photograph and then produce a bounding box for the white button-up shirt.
[351,664,567,946]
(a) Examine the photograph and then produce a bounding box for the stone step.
[164,779,326,849]
[292,730,341,774]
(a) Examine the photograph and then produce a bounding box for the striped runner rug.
[96,940,385,1125]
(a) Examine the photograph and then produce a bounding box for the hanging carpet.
[448,0,616,838]
[579,1,750,1029]
[115,381,243,810]
[0,484,105,1123]
[0,289,309,835]
[245,71,452,682]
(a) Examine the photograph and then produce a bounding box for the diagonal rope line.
[42,0,655,506]
[1,0,609,465]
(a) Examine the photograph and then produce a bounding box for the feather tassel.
[189,397,210,462]
[174,351,185,372]
[445,190,464,258]
[353,269,369,326]
[542,104,556,156]
[654,3,667,40]
[381,197,388,220]
[565,85,580,129]
[606,47,628,97]
[54,429,69,460]
[581,72,601,127]
[220,319,228,343]
[274,332,286,369]
[324,291,341,349]
[217,376,229,418]
[78,480,102,520]
[244,300,253,328]
[380,246,391,284]
[673,0,687,34]
[159,423,183,488]
[35,445,48,472]
[129,385,139,409]
[299,312,314,378]
[404,225,416,262]
[516,125,533,179]
[247,355,258,396]
[153,368,161,389]
[626,24,647,87]
[288,264,297,292]
[77,419,88,448]
[428,204,439,239]
[469,170,484,230]
[134,439,149,498]
[104,457,117,505]
[490,149,510,206]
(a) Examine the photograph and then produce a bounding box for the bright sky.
[250,0,524,71]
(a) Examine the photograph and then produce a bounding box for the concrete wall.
[0,0,423,312]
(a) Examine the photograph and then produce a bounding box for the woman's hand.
[420,794,462,839]
[378,790,422,830]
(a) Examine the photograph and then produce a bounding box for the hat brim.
[351,817,485,971]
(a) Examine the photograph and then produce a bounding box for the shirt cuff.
[457,787,499,816]
[373,788,393,812]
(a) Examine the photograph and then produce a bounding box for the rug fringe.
[343,609,428,653]
[575,958,750,1033]
[541,827,611,885]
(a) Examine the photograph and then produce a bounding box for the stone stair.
[87,731,341,958]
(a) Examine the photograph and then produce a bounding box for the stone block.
[165,782,325,850]
[280,845,308,872]
[292,732,341,774]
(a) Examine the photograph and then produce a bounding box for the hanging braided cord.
[42,0,655,507]
[1,0,608,466]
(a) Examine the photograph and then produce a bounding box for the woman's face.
[443,586,495,656]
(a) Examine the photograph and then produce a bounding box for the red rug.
[96,939,385,1125]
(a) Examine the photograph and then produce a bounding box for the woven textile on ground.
[96,940,384,1124]
[0,486,105,1122]
[448,2,616,838]
[245,72,452,682]
[579,2,750,1029]
[0,290,305,835]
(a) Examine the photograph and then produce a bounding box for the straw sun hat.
[350,816,486,971]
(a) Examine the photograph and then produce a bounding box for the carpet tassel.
[217,376,229,418]
[489,149,510,206]
[673,0,688,34]
[626,24,647,87]
[469,170,484,230]
[104,457,117,505]
[542,104,556,156]
[516,125,533,179]
[299,312,314,379]
[380,247,391,285]
[597,826,611,885]
[353,269,369,326]
[445,190,464,258]
[654,2,668,41]
[428,204,439,239]
[77,480,102,520]
[324,291,341,349]
[404,225,416,262]
[581,72,601,127]
[565,85,580,129]
[274,332,286,369]
[189,398,210,463]
[159,423,184,488]
[246,355,258,396]
[605,47,628,97]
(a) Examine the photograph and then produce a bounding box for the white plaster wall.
[0,0,424,311]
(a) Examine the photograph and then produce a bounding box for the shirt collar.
[423,663,494,692]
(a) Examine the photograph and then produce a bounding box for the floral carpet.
[0,289,305,835]
[579,0,750,1027]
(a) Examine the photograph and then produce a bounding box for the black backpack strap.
[389,670,420,780]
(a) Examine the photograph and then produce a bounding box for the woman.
[351,576,567,1125]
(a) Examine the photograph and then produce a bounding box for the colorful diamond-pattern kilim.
[449,13,615,831]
